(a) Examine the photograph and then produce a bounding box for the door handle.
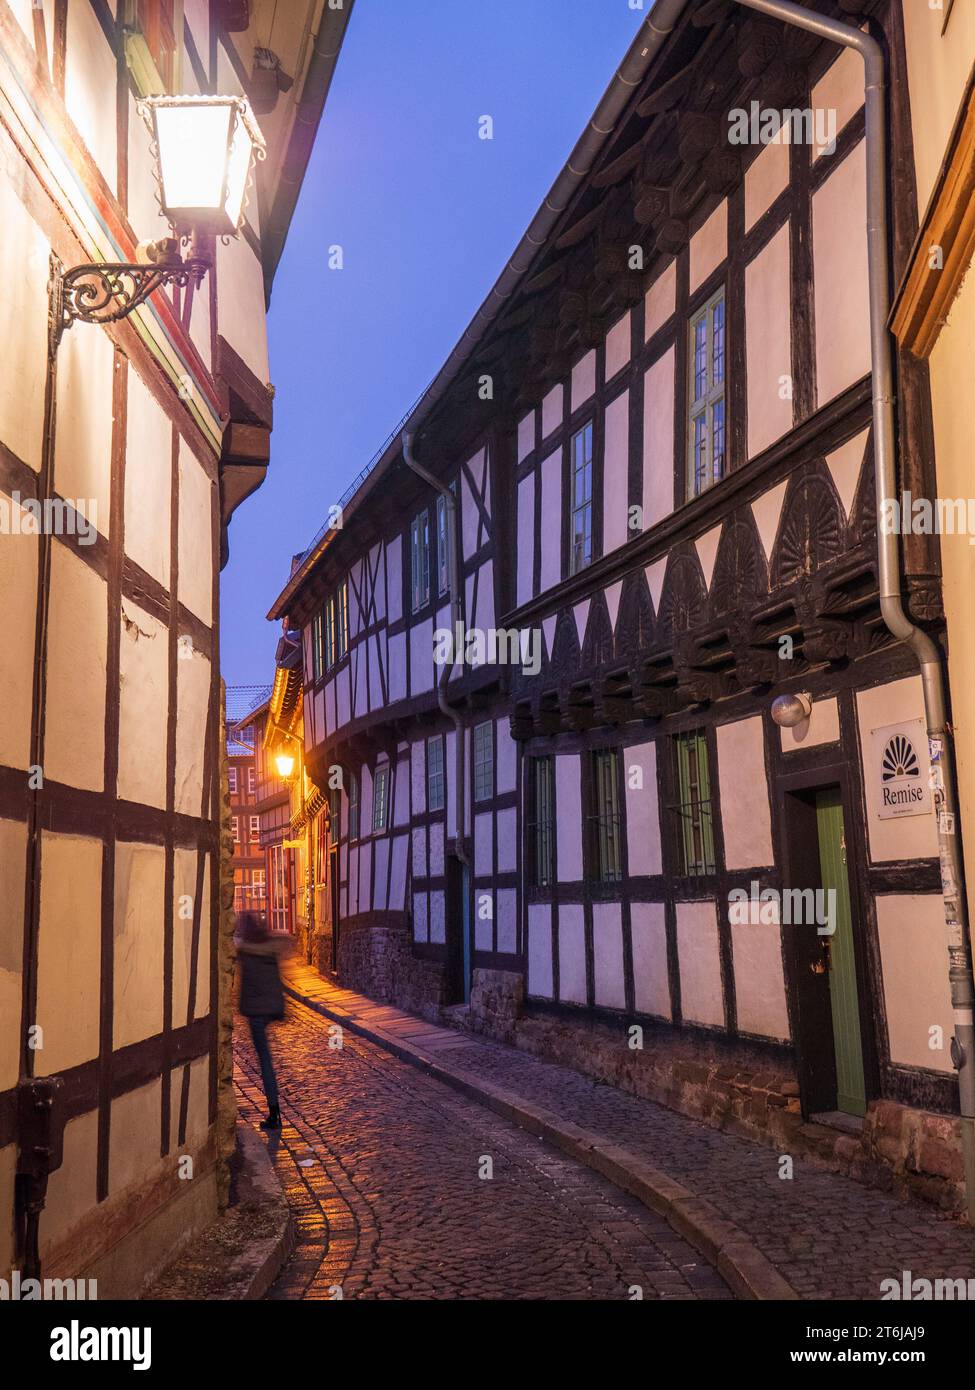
[810,939,832,975]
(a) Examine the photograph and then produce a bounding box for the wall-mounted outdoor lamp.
[274,751,296,780]
[770,692,813,729]
[49,94,265,357]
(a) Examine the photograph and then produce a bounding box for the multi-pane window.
[427,735,445,812]
[252,868,266,901]
[249,815,260,842]
[592,749,622,882]
[437,495,449,595]
[228,767,238,795]
[232,816,240,845]
[248,767,256,796]
[373,765,390,832]
[126,1,179,95]
[672,729,716,875]
[311,610,324,681]
[569,421,594,575]
[324,594,336,671]
[473,722,494,802]
[411,510,430,612]
[529,756,555,888]
[687,289,726,499]
[348,772,360,839]
[329,785,341,841]
[335,581,348,661]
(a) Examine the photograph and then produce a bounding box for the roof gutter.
[268,0,694,620]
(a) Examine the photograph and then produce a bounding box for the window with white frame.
[324,593,336,671]
[250,815,260,842]
[311,609,324,680]
[569,421,593,575]
[373,765,390,832]
[427,735,445,812]
[252,868,266,901]
[232,816,240,844]
[335,580,348,661]
[228,767,238,795]
[248,766,256,796]
[411,510,430,612]
[437,494,449,595]
[473,722,494,802]
[687,288,726,499]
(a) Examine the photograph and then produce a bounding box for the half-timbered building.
[0,0,352,1294]
[269,0,972,1207]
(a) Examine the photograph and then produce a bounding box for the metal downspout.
[732,0,975,1218]
[402,431,470,868]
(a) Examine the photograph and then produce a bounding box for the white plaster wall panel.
[475,812,493,878]
[813,142,871,406]
[593,903,626,1010]
[695,525,721,593]
[412,891,428,942]
[387,631,406,705]
[645,259,676,340]
[645,558,667,616]
[605,312,631,380]
[0,506,37,771]
[429,822,445,878]
[539,449,562,592]
[109,1080,162,1197]
[410,616,434,695]
[745,223,793,457]
[497,807,517,874]
[359,841,373,914]
[558,905,588,1005]
[314,688,325,742]
[541,384,563,439]
[877,895,953,1072]
[475,896,492,952]
[38,1109,97,1262]
[571,350,596,410]
[172,848,210,1025]
[360,766,373,839]
[497,722,517,795]
[64,0,117,194]
[780,696,840,752]
[184,0,210,67]
[373,838,389,912]
[337,665,351,728]
[55,320,114,538]
[215,235,270,384]
[429,890,445,945]
[528,904,554,997]
[411,740,425,812]
[605,580,623,633]
[689,199,727,293]
[386,534,403,624]
[0,819,27,1091]
[178,442,214,625]
[7,0,38,40]
[517,473,535,605]
[517,409,535,462]
[348,561,362,639]
[352,650,365,719]
[117,599,167,810]
[44,544,106,792]
[642,348,675,530]
[466,563,495,644]
[113,841,165,1049]
[174,648,211,816]
[811,47,863,160]
[412,823,428,880]
[717,716,774,869]
[349,847,359,916]
[542,614,557,660]
[573,599,590,650]
[0,170,49,471]
[624,741,662,877]
[630,902,671,1018]
[676,900,724,1027]
[125,369,171,586]
[169,1055,210,1156]
[744,138,790,232]
[328,677,338,734]
[394,758,410,827]
[556,755,583,880]
[751,478,789,562]
[368,632,384,710]
[902,0,975,211]
[857,677,938,863]
[731,919,790,1040]
[36,832,101,1075]
[389,834,408,911]
[371,544,386,622]
[603,390,630,556]
[825,428,868,519]
[461,448,488,557]
[496,889,517,955]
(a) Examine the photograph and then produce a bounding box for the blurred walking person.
[236,911,286,1130]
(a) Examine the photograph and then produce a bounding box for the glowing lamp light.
[771,692,813,729]
[275,751,296,780]
[141,95,266,237]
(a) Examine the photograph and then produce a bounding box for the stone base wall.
[466,969,966,1215]
[337,915,446,1022]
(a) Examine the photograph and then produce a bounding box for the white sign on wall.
[871,717,931,821]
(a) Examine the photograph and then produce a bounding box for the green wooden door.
[815,789,867,1117]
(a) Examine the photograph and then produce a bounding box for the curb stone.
[283,980,798,1301]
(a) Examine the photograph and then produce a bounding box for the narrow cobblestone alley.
[234,995,733,1301]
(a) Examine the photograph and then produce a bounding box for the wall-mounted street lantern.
[274,751,296,780]
[49,94,265,357]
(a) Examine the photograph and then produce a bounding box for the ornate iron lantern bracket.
[48,239,210,358]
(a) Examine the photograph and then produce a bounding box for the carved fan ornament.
[658,552,707,642]
[773,475,844,587]
[711,519,766,618]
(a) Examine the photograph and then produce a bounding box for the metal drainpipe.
[732,0,975,1218]
[402,431,470,867]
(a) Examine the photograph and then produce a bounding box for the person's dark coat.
[237,937,285,1019]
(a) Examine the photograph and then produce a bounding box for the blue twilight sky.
[220,0,647,684]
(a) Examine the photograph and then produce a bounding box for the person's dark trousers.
[248,1015,279,1109]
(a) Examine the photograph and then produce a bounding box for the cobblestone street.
[234,995,733,1301]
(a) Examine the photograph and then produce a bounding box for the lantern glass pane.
[154,102,233,213]
[224,115,255,229]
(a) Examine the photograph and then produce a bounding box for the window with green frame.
[323,594,336,671]
[473,721,494,802]
[529,756,555,887]
[687,288,726,500]
[592,749,622,882]
[672,729,715,875]
[311,610,324,681]
[335,581,348,661]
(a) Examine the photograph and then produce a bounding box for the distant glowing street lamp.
[49,94,265,356]
[274,751,296,781]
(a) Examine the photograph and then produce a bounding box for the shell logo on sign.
[872,719,931,820]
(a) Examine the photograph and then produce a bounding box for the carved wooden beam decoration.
[678,112,721,165]
[633,183,671,226]
[635,63,696,119]
[737,20,783,79]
